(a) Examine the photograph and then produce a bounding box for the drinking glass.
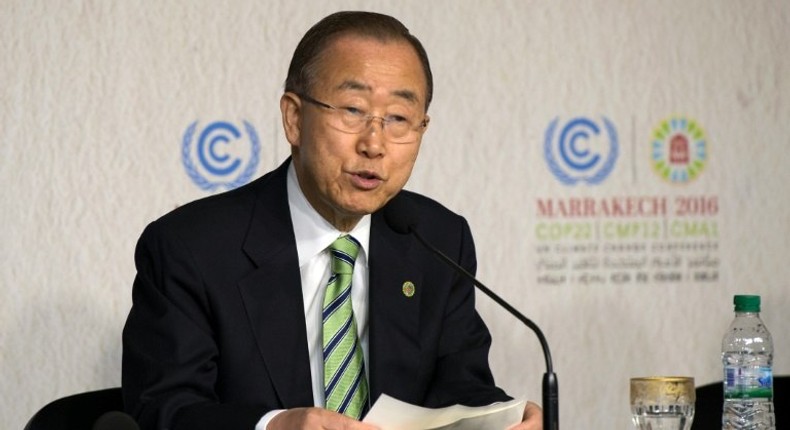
[630,376,695,430]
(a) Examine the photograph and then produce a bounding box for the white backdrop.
[2,1,788,428]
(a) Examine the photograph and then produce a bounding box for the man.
[123,11,542,430]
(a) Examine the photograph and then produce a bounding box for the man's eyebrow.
[335,80,421,105]
[336,80,371,92]
[392,89,419,105]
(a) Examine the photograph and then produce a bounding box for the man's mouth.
[350,170,384,190]
[356,170,381,180]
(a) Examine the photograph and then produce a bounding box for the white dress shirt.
[255,164,371,429]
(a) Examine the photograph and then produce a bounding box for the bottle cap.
[734,295,761,312]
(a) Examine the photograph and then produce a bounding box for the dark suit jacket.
[122,159,509,429]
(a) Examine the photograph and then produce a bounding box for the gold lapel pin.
[402,281,415,298]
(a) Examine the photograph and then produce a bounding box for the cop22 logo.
[650,115,707,184]
[182,120,261,192]
[544,116,619,185]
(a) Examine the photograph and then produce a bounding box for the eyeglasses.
[296,93,429,143]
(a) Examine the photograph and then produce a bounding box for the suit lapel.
[368,210,423,403]
[237,161,314,408]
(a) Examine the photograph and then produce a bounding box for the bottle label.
[724,365,773,399]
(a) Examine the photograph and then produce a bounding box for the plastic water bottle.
[721,295,775,429]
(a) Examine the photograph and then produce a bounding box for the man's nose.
[357,117,386,158]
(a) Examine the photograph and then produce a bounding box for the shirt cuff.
[254,409,286,430]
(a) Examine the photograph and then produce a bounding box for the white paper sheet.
[362,394,526,430]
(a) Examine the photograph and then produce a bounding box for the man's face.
[281,35,429,231]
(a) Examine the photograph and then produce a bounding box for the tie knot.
[330,235,360,275]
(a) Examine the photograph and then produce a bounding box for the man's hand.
[507,401,543,430]
[267,407,379,430]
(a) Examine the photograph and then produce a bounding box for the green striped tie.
[323,235,368,419]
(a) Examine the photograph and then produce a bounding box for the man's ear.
[280,92,302,146]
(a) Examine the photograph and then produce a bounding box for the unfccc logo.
[544,116,619,185]
[182,120,260,191]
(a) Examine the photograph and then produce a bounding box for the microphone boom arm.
[410,229,559,430]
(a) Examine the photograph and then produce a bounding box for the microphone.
[383,193,559,430]
[92,411,141,430]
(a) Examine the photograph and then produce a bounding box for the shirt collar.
[287,162,371,268]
